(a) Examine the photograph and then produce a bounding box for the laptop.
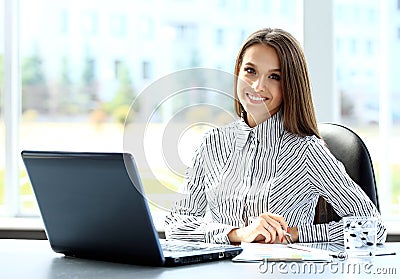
[21,150,242,266]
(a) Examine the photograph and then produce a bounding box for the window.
[142,61,151,80]
[83,11,98,36]
[366,40,373,55]
[114,60,121,79]
[175,24,188,40]
[335,0,399,219]
[0,0,298,219]
[110,14,126,37]
[349,39,357,54]
[367,8,376,23]
[216,28,224,46]
[60,9,69,34]
[241,0,249,9]
[239,29,246,45]
[0,0,396,235]
[218,0,226,8]
[336,38,342,53]
[82,58,96,83]
[139,18,154,39]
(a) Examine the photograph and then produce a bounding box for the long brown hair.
[234,28,320,138]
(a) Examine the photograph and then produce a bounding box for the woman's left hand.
[227,212,291,244]
[256,212,289,243]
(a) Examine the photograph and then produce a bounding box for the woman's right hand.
[227,212,289,244]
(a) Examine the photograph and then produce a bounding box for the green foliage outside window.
[104,62,137,124]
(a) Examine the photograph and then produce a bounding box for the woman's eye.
[269,73,281,81]
[244,67,256,75]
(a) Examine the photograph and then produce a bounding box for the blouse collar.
[235,109,284,150]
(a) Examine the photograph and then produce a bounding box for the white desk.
[1,239,399,278]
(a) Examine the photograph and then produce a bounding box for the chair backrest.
[314,123,380,224]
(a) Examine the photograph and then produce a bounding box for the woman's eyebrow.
[243,62,281,72]
[243,62,257,68]
[269,68,281,72]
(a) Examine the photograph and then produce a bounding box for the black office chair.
[314,123,380,224]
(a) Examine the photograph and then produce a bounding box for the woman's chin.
[246,113,272,126]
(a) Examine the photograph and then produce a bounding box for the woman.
[164,28,386,244]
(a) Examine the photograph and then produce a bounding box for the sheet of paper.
[289,242,397,257]
[232,242,332,262]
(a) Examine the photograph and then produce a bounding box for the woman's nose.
[252,77,267,92]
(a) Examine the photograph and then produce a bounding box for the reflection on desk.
[1,239,398,279]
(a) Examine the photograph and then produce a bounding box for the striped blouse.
[164,110,386,244]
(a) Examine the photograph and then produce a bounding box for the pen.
[283,231,293,244]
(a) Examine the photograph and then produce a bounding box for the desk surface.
[1,239,399,278]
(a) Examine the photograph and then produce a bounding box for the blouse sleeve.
[164,135,236,244]
[297,138,387,244]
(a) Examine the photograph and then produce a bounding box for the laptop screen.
[21,151,165,265]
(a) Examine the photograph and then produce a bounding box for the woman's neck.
[244,109,280,128]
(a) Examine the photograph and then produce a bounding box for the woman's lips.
[246,93,269,104]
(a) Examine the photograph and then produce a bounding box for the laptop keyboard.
[161,240,228,252]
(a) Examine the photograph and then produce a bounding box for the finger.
[252,226,271,243]
[266,225,276,244]
[244,221,268,243]
[266,213,289,230]
[254,234,266,243]
[260,213,288,232]
[260,212,288,230]
[268,218,285,242]
[260,214,287,242]
[252,221,272,243]
[259,220,276,243]
[262,231,271,244]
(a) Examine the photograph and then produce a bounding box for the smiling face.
[236,43,283,127]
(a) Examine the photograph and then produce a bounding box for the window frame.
[3,0,20,217]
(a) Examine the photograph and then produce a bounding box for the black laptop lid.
[21,150,165,265]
